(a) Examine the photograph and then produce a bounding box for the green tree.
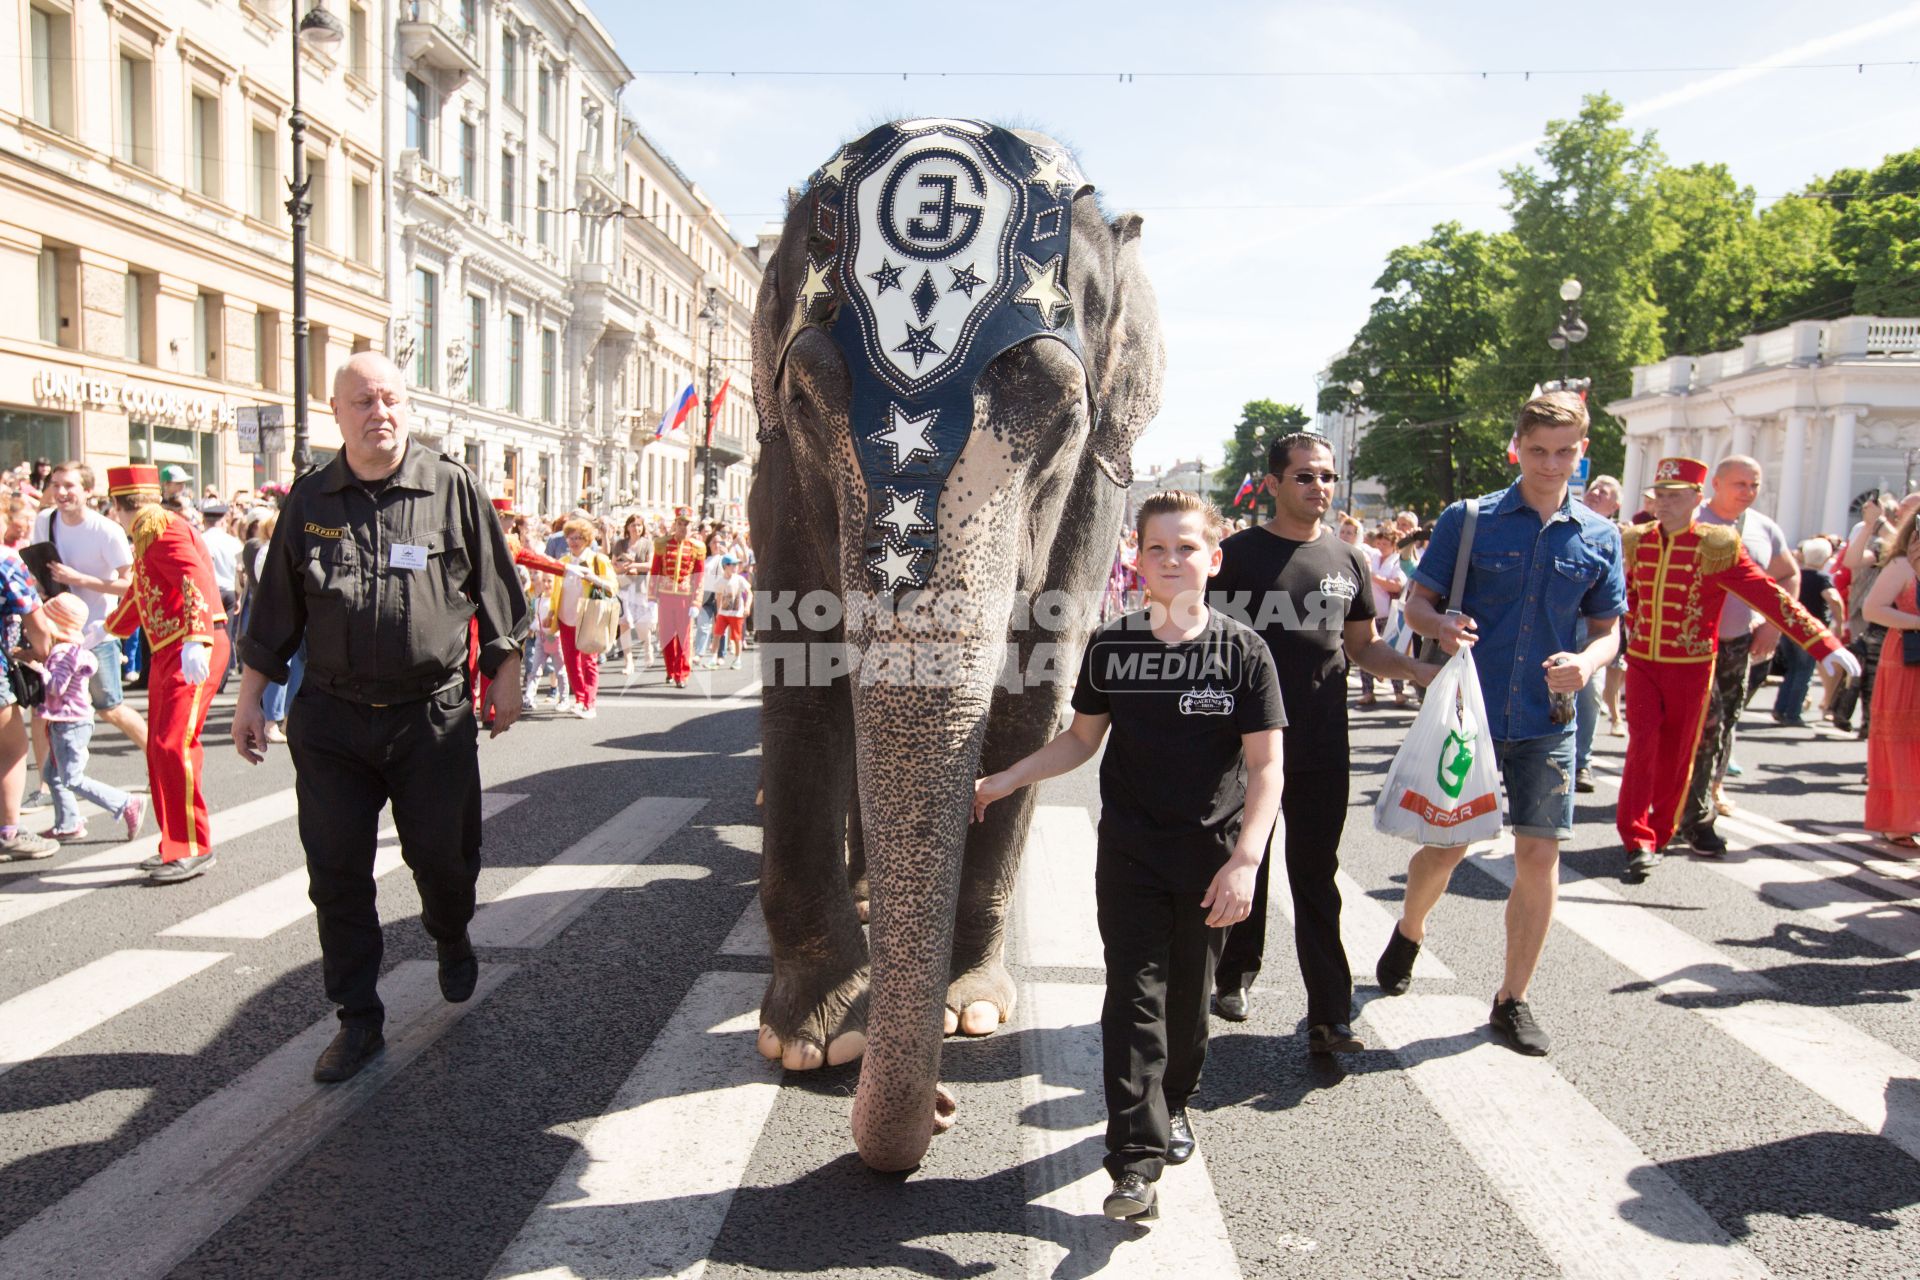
[1748,192,1846,330]
[1213,399,1307,520]
[1648,162,1764,355]
[1828,146,1920,315]
[1321,222,1513,515]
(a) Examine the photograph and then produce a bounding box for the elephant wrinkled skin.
[748,124,1165,1172]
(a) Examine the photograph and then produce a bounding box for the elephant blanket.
[774,118,1097,590]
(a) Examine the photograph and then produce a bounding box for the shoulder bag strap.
[1448,498,1479,610]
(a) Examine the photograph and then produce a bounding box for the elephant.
[748,118,1165,1172]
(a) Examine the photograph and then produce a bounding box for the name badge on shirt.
[389,543,428,571]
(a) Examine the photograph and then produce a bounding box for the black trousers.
[1683,633,1751,835]
[1214,772,1353,1027]
[287,683,483,1027]
[1096,871,1225,1182]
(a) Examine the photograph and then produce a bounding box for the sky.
[594,1,1920,477]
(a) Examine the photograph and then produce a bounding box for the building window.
[411,269,438,390]
[536,63,551,134]
[129,422,219,496]
[37,248,61,344]
[118,51,154,169]
[458,0,475,35]
[506,313,523,413]
[307,152,330,248]
[123,272,146,362]
[192,291,222,378]
[500,150,515,225]
[540,327,556,421]
[539,452,551,512]
[467,294,485,402]
[191,91,221,198]
[405,74,432,160]
[535,176,549,246]
[254,308,279,389]
[28,4,74,135]
[250,125,276,222]
[350,179,372,263]
[460,120,476,198]
[308,322,329,402]
[500,31,517,103]
[348,1,369,79]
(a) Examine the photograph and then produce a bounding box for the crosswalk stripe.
[718,901,770,957]
[1016,806,1102,969]
[1705,818,1920,959]
[487,967,777,1280]
[467,796,708,948]
[1477,840,1920,1165]
[1018,981,1243,1278]
[1717,809,1920,900]
[0,959,513,1280]
[160,793,529,941]
[0,949,228,1078]
[0,787,299,929]
[1359,992,1774,1280]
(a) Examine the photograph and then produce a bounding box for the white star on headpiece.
[818,147,857,185]
[1028,148,1080,197]
[874,404,939,469]
[870,544,922,588]
[797,257,836,310]
[1012,253,1072,328]
[878,490,931,536]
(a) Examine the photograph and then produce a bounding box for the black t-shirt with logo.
[1070,608,1287,891]
[1209,526,1376,775]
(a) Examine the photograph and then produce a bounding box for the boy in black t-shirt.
[975,492,1286,1222]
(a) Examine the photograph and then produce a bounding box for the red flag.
[1233,473,1257,507]
[705,377,731,445]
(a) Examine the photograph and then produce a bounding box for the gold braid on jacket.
[127,504,171,557]
[1693,523,1742,576]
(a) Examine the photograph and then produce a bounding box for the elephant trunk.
[847,671,994,1171]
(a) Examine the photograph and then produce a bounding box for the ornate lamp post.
[288,0,344,471]
[695,286,722,524]
[1546,277,1589,388]
[1341,378,1364,517]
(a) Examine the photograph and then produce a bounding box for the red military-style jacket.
[650,535,706,595]
[1621,519,1839,665]
[105,507,225,651]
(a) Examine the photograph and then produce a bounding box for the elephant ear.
[1083,211,1165,488]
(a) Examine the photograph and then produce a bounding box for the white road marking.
[161,793,528,940]
[1018,981,1243,1280]
[1361,993,1773,1280]
[0,960,512,1280]
[0,787,299,929]
[0,949,228,1078]
[718,902,770,957]
[1015,806,1103,969]
[1478,840,1920,1164]
[487,968,778,1280]
[468,796,708,948]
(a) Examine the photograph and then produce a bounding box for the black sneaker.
[1625,846,1661,879]
[1575,767,1596,793]
[1687,825,1729,857]
[1102,1172,1158,1221]
[1490,996,1550,1056]
[437,935,478,1003]
[1308,1023,1365,1054]
[1166,1110,1196,1165]
[1375,926,1419,996]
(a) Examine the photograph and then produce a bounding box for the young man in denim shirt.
[1373,392,1626,1055]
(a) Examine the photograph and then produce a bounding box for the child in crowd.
[973,491,1285,1222]
[523,575,571,708]
[711,555,750,669]
[38,595,145,842]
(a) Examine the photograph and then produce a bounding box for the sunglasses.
[1286,470,1341,487]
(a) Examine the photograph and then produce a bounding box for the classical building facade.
[1,0,389,489]
[1609,317,1920,539]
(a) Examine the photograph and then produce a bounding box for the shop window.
[0,409,72,472]
[28,4,74,136]
[119,50,155,170]
[129,422,220,496]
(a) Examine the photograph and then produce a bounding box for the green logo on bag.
[1437,730,1475,799]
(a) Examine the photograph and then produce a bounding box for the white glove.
[563,563,585,578]
[1819,647,1862,681]
[180,640,211,685]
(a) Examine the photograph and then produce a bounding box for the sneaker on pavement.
[20,790,52,813]
[1625,846,1662,879]
[138,851,166,871]
[1490,996,1551,1056]
[1687,825,1729,856]
[148,852,215,884]
[1376,925,1420,996]
[122,796,148,842]
[0,828,59,860]
[1725,759,1744,777]
[1575,767,1596,793]
[39,825,86,841]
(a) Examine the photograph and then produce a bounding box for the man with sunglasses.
[1207,432,1438,1053]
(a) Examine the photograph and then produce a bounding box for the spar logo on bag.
[1393,727,1500,828]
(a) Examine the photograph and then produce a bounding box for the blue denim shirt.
[1412,483,1626,743]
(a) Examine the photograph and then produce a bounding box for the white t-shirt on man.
[32,508,132,628]
[202,526,242,593]
[1696,503,1790,634]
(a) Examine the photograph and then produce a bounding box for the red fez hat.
[492,497,514,512]
[1651,457,1708,489]
[673,505,693,521]
[107,464,162,499]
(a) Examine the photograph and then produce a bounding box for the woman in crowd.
[1862,508,1920,849]
[613,514,655,675]
[549,517,618,718]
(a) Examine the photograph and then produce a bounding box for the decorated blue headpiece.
[774,119,1096,591]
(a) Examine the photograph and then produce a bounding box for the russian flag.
[655,383,697,439]
[1232,473,1257,507]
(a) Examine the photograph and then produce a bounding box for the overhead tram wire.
[630,60,1920,81]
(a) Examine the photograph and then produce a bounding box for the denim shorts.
[89,639,124,712]
[1494,732,1575,841]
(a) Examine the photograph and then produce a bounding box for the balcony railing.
[397,0,480,79]
[1866,318,1920,356]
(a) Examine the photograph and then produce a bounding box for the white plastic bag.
[1381,600,1417,656]
[1373,646,1507,847]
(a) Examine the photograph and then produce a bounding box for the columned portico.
[1820,406,1865,538]
[1777,410,1810,540]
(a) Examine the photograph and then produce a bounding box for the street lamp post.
[695,286,722,525]
[1546,277,1589,389]
[287,0,344,473]
[1341,378,1364,518]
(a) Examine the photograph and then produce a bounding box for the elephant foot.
[933,1084,958,1134]
[942,957,1017,1038]
[758,962,870,1071]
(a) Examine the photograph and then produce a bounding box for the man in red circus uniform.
[1616,457,1859,878]
[103,464,229,883]
[650,507,704,688]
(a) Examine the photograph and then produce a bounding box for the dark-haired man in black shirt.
[1209,432,1438,1052]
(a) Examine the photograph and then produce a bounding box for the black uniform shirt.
[1070,609,1287,891]
[240,441,530,703]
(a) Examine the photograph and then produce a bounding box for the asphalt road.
[0,654,1914,1279]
